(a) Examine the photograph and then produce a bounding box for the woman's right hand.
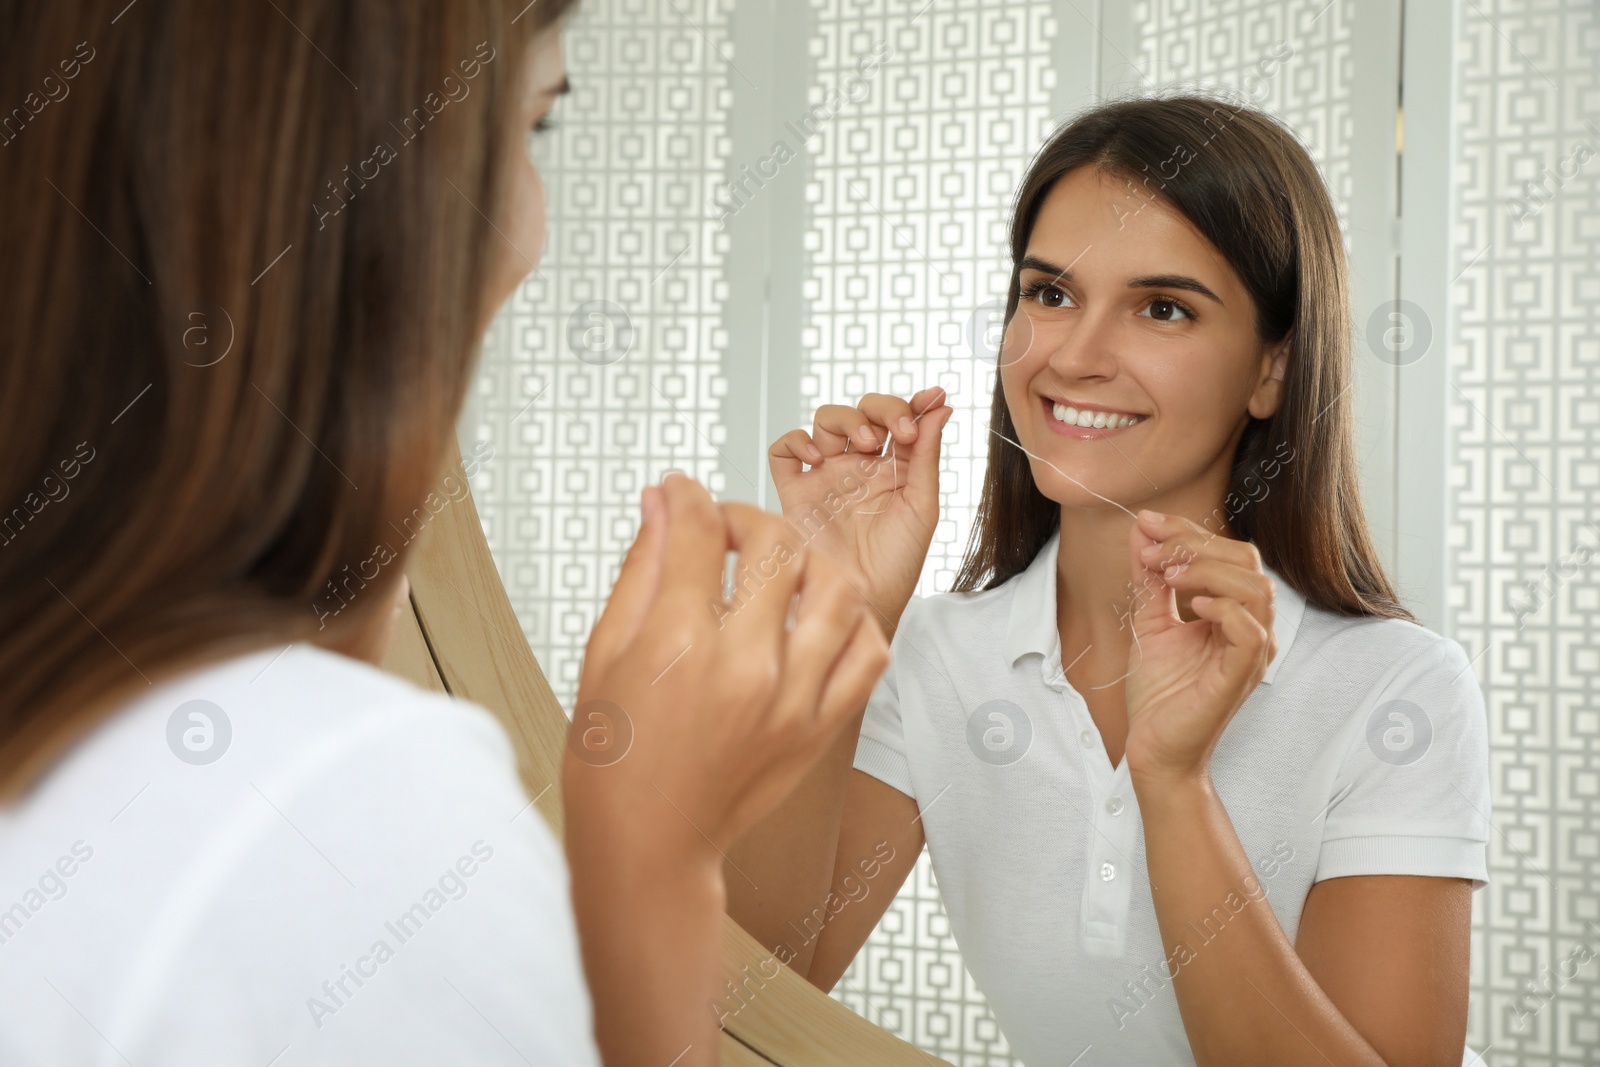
[563,472,891,1066]
[563,472,891,858]
[768,387,953,638]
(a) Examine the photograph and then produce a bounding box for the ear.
[1247,331,1293,420]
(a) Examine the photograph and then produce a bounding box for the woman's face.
[997,167,1289,515]
[482,26,568,326]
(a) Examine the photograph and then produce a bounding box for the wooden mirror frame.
[379,452,950,1064]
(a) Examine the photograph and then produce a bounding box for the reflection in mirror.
[466,0,1600,1063]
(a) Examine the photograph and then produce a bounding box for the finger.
[808,606,891,742]
[1188,594,1273,691]
[909,385,947,418]
[775,554,869,723]
[1158,558,1275,635]
[768,428,825,486]
[813,403,887,455]
[1128,518,1178,633]
[650,473,732,624]
[894,386,948,443]
[585,485,668,668]
[858,393,918,446]
[1135,511,1260,571]
[861,402,950,502]
[720,503,806,643]
[900,403,952,508]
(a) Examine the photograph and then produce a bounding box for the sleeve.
[1314,636,1492,890]
[851,598,919,799]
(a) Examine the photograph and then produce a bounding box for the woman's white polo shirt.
[853,529,1490,1064]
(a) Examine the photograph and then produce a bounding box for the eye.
[1140,297,1195,322]
[526,115,557,159]
[1020,280,1072,309]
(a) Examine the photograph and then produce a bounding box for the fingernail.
[640,486,660,526]
[1140,543,1161,556]
[898,416,915,435]
[1140,509,1166,523]
[1164,564,1183,580]
[804,443,824,462]
[859,429,877,446]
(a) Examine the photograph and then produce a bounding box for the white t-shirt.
[0,643,601,1067]
[854,530,1491,1066]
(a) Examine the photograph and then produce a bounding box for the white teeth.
[1050,402,1147,430]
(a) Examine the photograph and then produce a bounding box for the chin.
[1026,459,1139,514]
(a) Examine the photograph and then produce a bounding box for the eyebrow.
[544,75,572,97]
[1018,254,1225,306]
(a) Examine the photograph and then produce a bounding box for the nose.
[1045,305,1121,384]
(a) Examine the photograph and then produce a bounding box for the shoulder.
[10,642,529,864]
[193,644,531,839]
[0,645,588,1065]
[257,644,516,765]
[1286,609,1486,768]
[896,581,1016,646]
[1294,606,1476,697]
[179,642,517,779]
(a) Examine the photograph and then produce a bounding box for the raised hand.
[566,472,891,854]
[1121,510,1278,785]
[767,387,954,637]
[563,472,892,1067]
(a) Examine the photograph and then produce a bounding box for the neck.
[1054,481,1235,660]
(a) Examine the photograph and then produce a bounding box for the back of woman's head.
[0,0,575,793]
[955,92,1410,625]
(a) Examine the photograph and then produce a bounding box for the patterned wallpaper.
[1448,0,1600,1060]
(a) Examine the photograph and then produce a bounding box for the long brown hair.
[952,94,1411,624]
[0,0,577,795]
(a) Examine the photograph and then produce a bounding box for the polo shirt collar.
[1002,529,1307,685]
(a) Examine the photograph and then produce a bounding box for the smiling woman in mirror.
[739,96,1490,1067]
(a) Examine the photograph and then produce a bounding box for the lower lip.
[1040,398,1147,440]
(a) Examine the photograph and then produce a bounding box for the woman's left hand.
[1121,511,1277,786]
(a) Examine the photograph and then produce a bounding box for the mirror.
[459,0,1599,1061]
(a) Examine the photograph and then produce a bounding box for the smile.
[1041,396,1149,437]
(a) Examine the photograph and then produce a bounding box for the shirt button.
[1099,861,1117,882]
[1080,729,1096,748]
[1105,796,1124,816]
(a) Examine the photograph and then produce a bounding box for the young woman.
[0,3,890,1066]
[731,97,1491,1065]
